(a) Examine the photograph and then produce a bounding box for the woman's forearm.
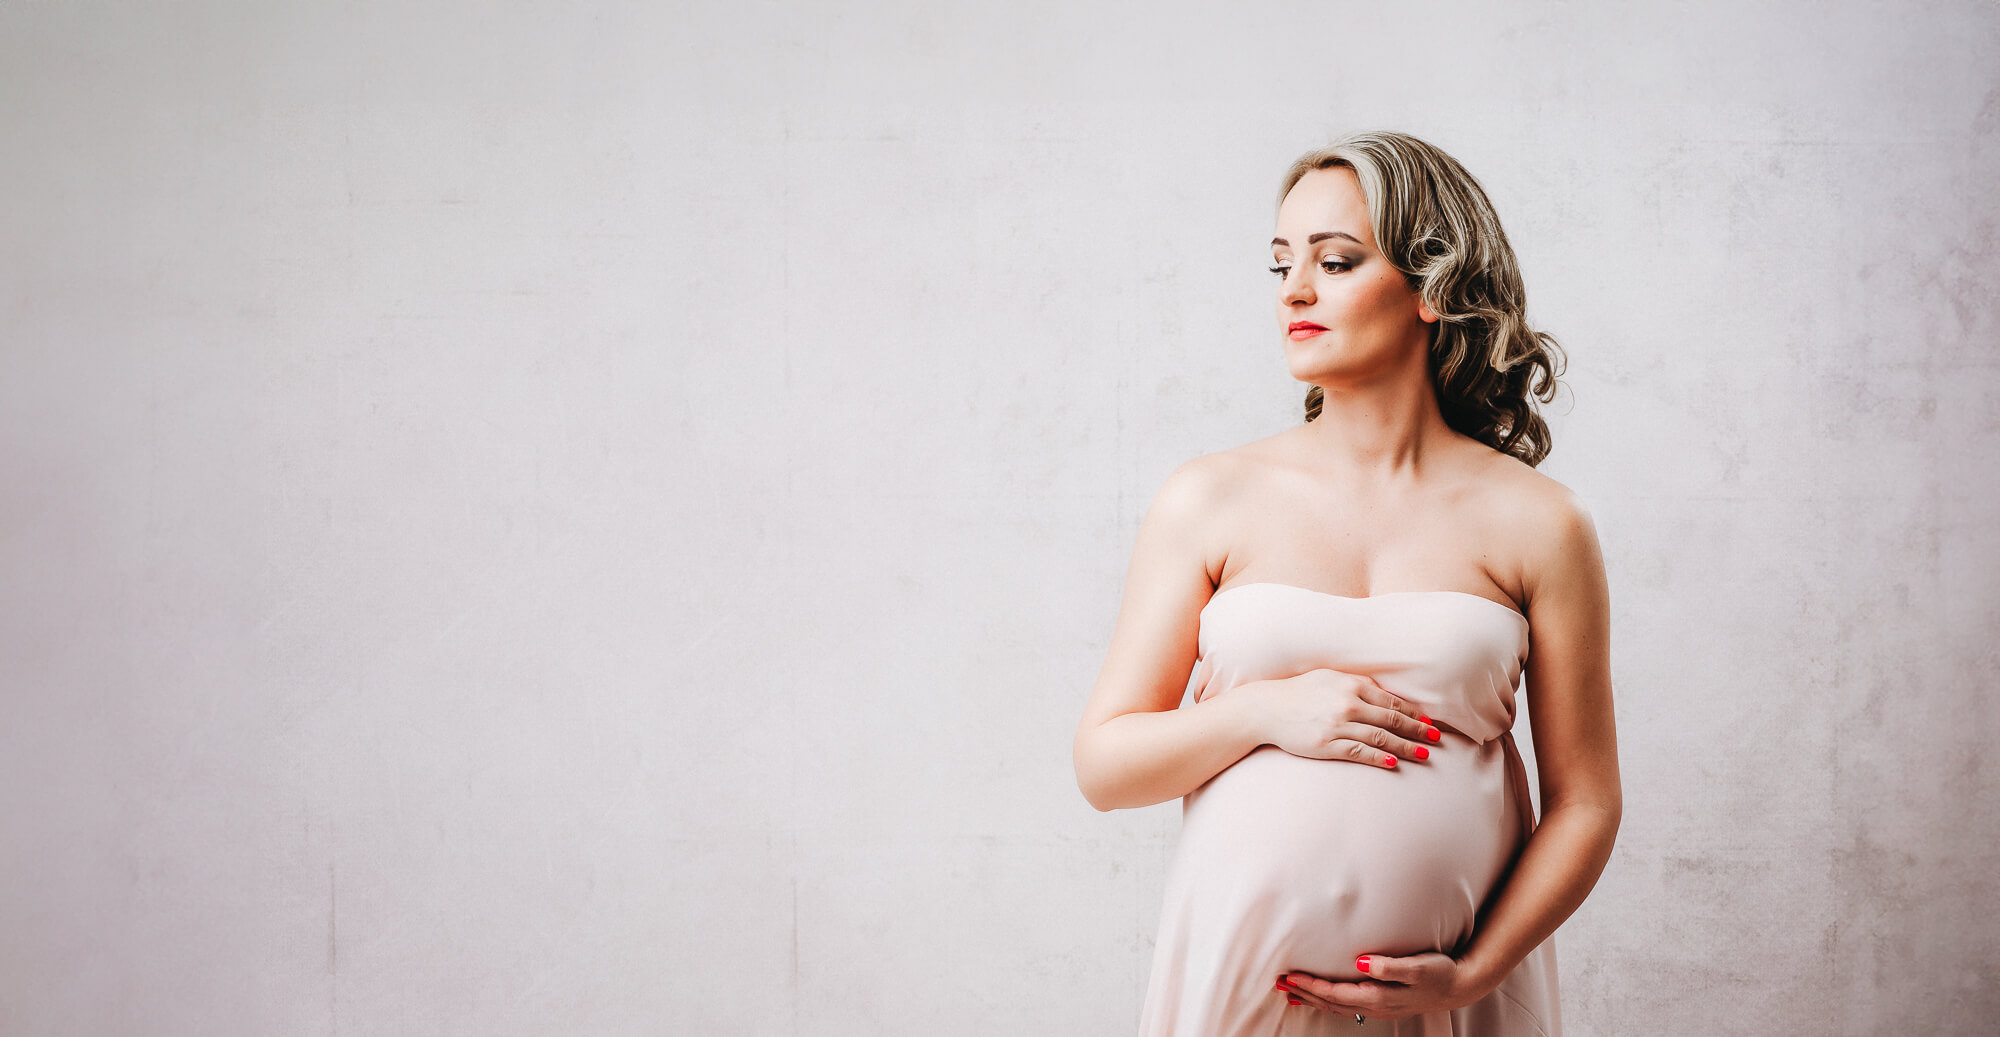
[1074,686,1267,811]
[1456,799,1621,996]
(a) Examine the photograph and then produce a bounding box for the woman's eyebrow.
[1271,231,1363,247]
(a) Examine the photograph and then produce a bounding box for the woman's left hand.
[1276,952,1488,1020]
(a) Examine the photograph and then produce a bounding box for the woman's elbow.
[1545,786,1622,840]
[1585,793,1622,850]
[1072,749,1121,812]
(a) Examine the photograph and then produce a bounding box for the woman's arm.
[1453,485,1622,994]
[1282,485,1621,1017]
[1073,458,1259,811]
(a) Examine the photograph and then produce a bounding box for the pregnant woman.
[1073,131,1621,1035]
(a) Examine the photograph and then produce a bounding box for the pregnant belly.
[1170,736,1521,979]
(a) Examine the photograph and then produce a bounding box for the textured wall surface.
[3,2,1996,1034]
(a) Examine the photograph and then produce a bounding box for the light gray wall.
[3,2,1995,1034]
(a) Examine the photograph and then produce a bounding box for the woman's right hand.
[1250,668,1441,768]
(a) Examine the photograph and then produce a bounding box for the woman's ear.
[1416,296,1440,324]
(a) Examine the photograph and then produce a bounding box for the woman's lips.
[1288,323,1327,341]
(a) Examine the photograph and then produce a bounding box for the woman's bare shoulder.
[1466,448,1588,523]
[1140,438,1294,577]
[1155,433,1294,504]
[1469,452,1605,602]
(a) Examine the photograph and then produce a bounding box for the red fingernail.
[1417,714,1431,724]
[1426,727,1440,742]
[1274,980,1289,992]
[1383,755,1396,767]
[1287,996,1305,1005]
[1414,745,1429,760]
[1357,955,1371,973]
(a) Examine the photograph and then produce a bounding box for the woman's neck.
[1298,375,1455,486]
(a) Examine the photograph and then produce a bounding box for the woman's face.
[1271,166,1437,386]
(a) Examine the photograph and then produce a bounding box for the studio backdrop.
[2,2,1996,1034]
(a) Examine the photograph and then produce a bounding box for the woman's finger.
[1354,951,1447,990]
[1276,985,1325,1010]
[1280,976,1376,1016]
[1350,680,1423,722]
[1354,700,1442,746]
[1289,990,1346,1012]
[1340,714,1435,762]
[1318,738,1406,769]
[1355,953,1402,982]
[1275,976,1350,1013]
[1285,971,1393,1013]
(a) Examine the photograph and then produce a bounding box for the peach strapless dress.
[1137,583,1561,1036]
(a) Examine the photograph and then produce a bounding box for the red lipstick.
[1288,322,1327,341]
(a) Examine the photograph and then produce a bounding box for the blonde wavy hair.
[1279,131,1565,466]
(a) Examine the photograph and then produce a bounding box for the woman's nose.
[1281,268,1314,305]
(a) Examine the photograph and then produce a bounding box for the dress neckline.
[1204,581,1528,627]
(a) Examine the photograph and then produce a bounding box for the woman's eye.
[1268,259,1351,278]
